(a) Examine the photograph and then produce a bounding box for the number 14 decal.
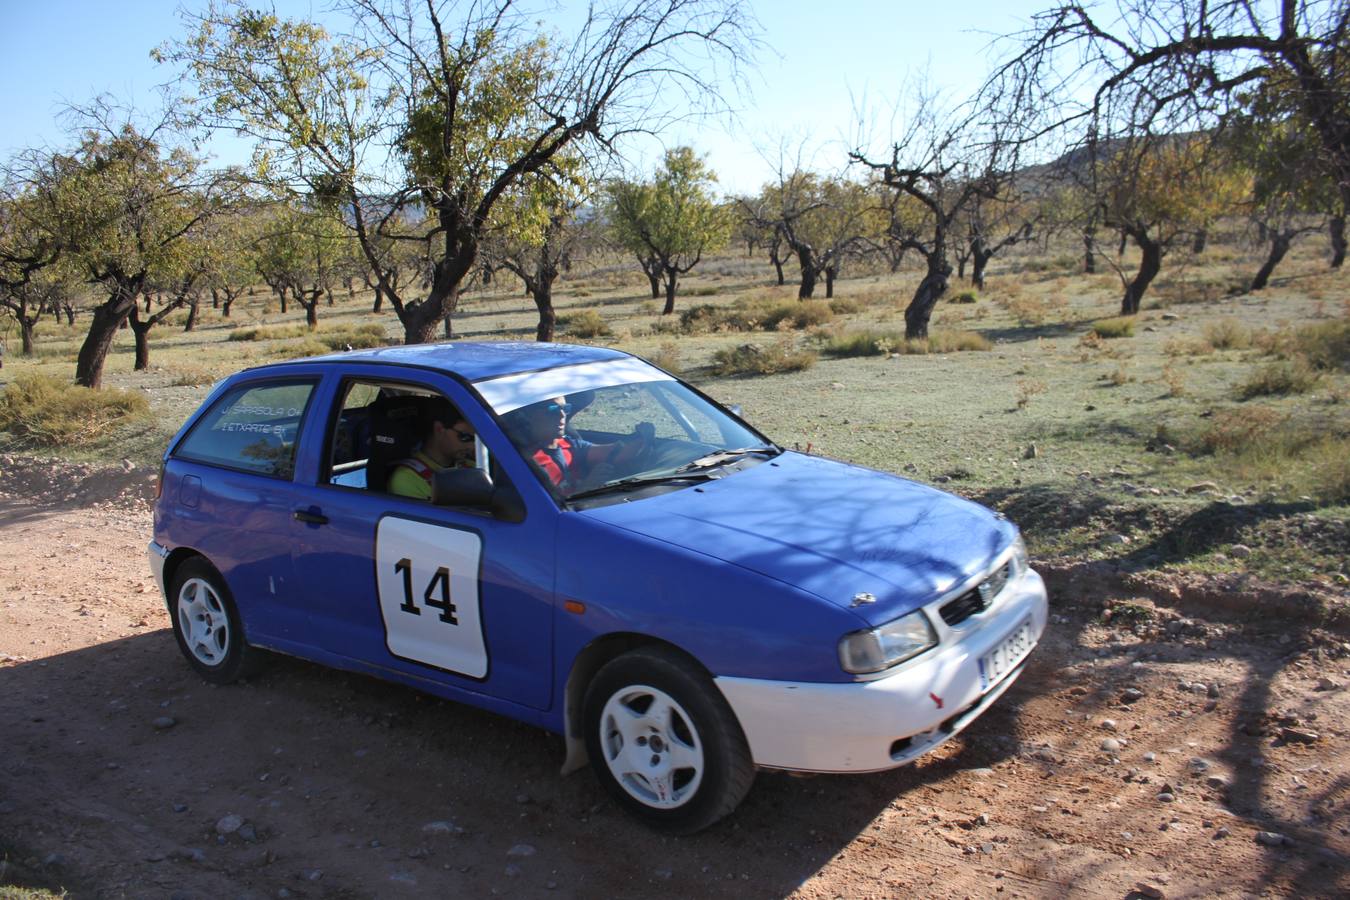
[394,557,458,624]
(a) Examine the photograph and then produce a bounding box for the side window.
[324,379,490,499]
[175,380,317,479]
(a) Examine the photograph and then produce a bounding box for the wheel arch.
[560,632,715,776]
[161,547,209,611]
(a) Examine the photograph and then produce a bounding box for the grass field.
[2,231,1346,593]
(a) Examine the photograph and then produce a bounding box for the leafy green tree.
[10,118,231,387]
[254,205,350,330]
[167,0,754,344]
[1095,135,1246,314]
[607,148,729,315]
[743,169,880,300]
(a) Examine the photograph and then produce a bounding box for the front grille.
[939,560,1012,627]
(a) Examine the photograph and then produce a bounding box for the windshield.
[497,379,775,500]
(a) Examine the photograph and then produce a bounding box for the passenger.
[387,398,477,500]
[514,395,650,491]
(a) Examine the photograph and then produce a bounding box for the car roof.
[259,341,633,383]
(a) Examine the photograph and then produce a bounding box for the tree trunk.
[795,247,818,299]
[647,268,661,299]
[1330,213,1346,268]
[62,303,75,326]
[772,254,786,285]
[184,298,199,332]
[303,300,318,330]
[1251,232,1292,291]
[662,268,678,315]
[277,287,288,314]
[372,286,384,313]
[443,313,453,338]
[972,248,993,290]
[20,319,35,355]
[904,267,949,340]
[1120,233,1162,315]
[210,288,219,309]
[130,314,152,371]
[1083,226,1096,274]
[1191,229,1208,254]
[1117,231,1128,256]
[75,287,139,388]
[533,286,556,342]
[957,255,967,279]
[221,292,234,317]
[824,266,836,299]
[325,288,334,307]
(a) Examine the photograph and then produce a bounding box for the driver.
[514,395,651,490]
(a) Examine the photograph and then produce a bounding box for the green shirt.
[386,449,442,500]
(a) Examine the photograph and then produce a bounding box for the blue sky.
[0,0,1050,195]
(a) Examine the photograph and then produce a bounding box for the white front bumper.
[714,568,1048,773]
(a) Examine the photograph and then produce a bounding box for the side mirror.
[432,468,526,523]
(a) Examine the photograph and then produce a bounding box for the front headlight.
[838,610,937,674]
[1010,534,1028,576]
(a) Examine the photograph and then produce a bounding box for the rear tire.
[583,646,755,834]
[169,557,262,684]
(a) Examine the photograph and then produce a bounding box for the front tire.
[583,646,755,834]
[169,557,261,684]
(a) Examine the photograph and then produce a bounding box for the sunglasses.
[543,402,573,415]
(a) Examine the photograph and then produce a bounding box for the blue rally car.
[148,342,1047,833]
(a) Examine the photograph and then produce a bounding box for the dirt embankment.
[1,458,1348,899]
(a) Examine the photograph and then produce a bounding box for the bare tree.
[989,0,1350,269]
[168,0,757,344]
[852,93,1017,339]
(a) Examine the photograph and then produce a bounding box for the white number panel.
[375,516,488,679]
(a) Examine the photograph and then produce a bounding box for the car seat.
[365,393,431,492]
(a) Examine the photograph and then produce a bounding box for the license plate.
[978,620,1034,691]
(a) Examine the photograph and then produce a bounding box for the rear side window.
[175,380,317,479]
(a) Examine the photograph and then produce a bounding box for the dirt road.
[1,458,1347,899]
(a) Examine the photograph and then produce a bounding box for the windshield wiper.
[672,446,780,473]
[566,471,716,501]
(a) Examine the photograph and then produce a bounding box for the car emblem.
[850,592,877,607]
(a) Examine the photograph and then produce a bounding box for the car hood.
[581,451,1015,626]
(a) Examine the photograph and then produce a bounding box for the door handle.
[294,508,329,525]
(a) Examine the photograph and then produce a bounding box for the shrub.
[1193,406,1286,455]
[0,373,151,448]
[823,328,991,358]
[688,286,720,297]
[926,329,993,353]
[1289,320,1349,371]
[1162,336,1214,357]
[951,290,979,303]
[823,330,904,358]
[560,309,612,338]
[1201,317,1251,350]
[711,340,816,376]
[315,323,387,350]
[679,298,833,334]
[1014,378,1046,409]
[274,338,332,359]
[827,297,861,315]
[1237,358,1321,399]
[647,341,682,374]
[228,323,310,342]
[1160,362,1186,397]
[1189,407,1349,503]
[1091,316,1136,339]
